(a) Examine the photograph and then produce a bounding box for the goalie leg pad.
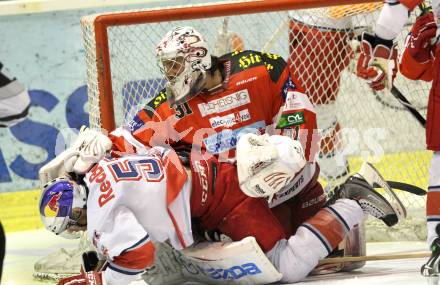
[181,237,282,285]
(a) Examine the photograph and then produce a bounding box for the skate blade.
[357,162,407,223]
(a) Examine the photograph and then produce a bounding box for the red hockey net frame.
[84,0,384,132]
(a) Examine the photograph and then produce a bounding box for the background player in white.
[353,0,440,277]
[0,61,30,128]
[0,61,30,282]
[39,133,403,285]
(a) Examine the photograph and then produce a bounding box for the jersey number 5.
[108,158,164,182]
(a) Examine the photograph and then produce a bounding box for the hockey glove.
[356,32,398,91]
[237,134,306,200]
[57,271,104,285]
[58,251,106,285]
[403,11,436,64]
[64,126,112,174]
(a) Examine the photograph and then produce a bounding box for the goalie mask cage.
[81,0,431,241]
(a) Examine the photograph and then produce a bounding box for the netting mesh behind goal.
[81,0,431,241]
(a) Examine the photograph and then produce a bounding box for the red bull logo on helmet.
[44,192,62,217]
[40,179,74,219]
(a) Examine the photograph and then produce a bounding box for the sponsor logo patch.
[203,121,265,154]
[236,76,257,86]
[193,160,209,206]
[209,109,251,128]
[285,91,309,111]
[277,111,305,128]
[198,90,250,117]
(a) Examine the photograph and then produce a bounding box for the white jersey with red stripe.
[84,146,192,284]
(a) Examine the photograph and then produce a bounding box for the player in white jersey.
[0,62,30,127]
[352,0,440,279]
[0,61,30,282]
[39,134,403,285]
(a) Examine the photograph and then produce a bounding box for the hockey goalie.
[38,129,405,285]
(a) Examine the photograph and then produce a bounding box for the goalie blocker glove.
[356,32,398,91]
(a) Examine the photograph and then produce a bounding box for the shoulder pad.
[144,88,167,117]
[224,50,287,82]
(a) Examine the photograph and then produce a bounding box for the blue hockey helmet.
[39,177,87,238]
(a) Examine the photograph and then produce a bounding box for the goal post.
[81,0,430,241]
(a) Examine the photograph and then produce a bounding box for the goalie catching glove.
[356,32,398,91]
[236,134,306,199]
[64,126,112,174]
[39,126,112,187]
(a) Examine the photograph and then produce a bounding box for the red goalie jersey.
[111,50,319,163]
[110,50,324,235]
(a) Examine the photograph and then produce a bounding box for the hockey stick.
[390,86,426,128]
[318,251,430,265]
[373,181,427,196]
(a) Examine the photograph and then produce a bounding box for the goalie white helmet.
[39,177,87,239]
[237,134,306,199]
[156,26,211,107]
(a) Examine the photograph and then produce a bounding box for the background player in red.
[354,0,440,277]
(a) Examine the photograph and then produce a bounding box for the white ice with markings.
[2,229,432,285]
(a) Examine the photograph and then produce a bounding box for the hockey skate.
[422,224,440,285]
[422,237,440,285]
[328,162,406,227]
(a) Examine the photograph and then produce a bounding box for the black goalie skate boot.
[327,175,398,227]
